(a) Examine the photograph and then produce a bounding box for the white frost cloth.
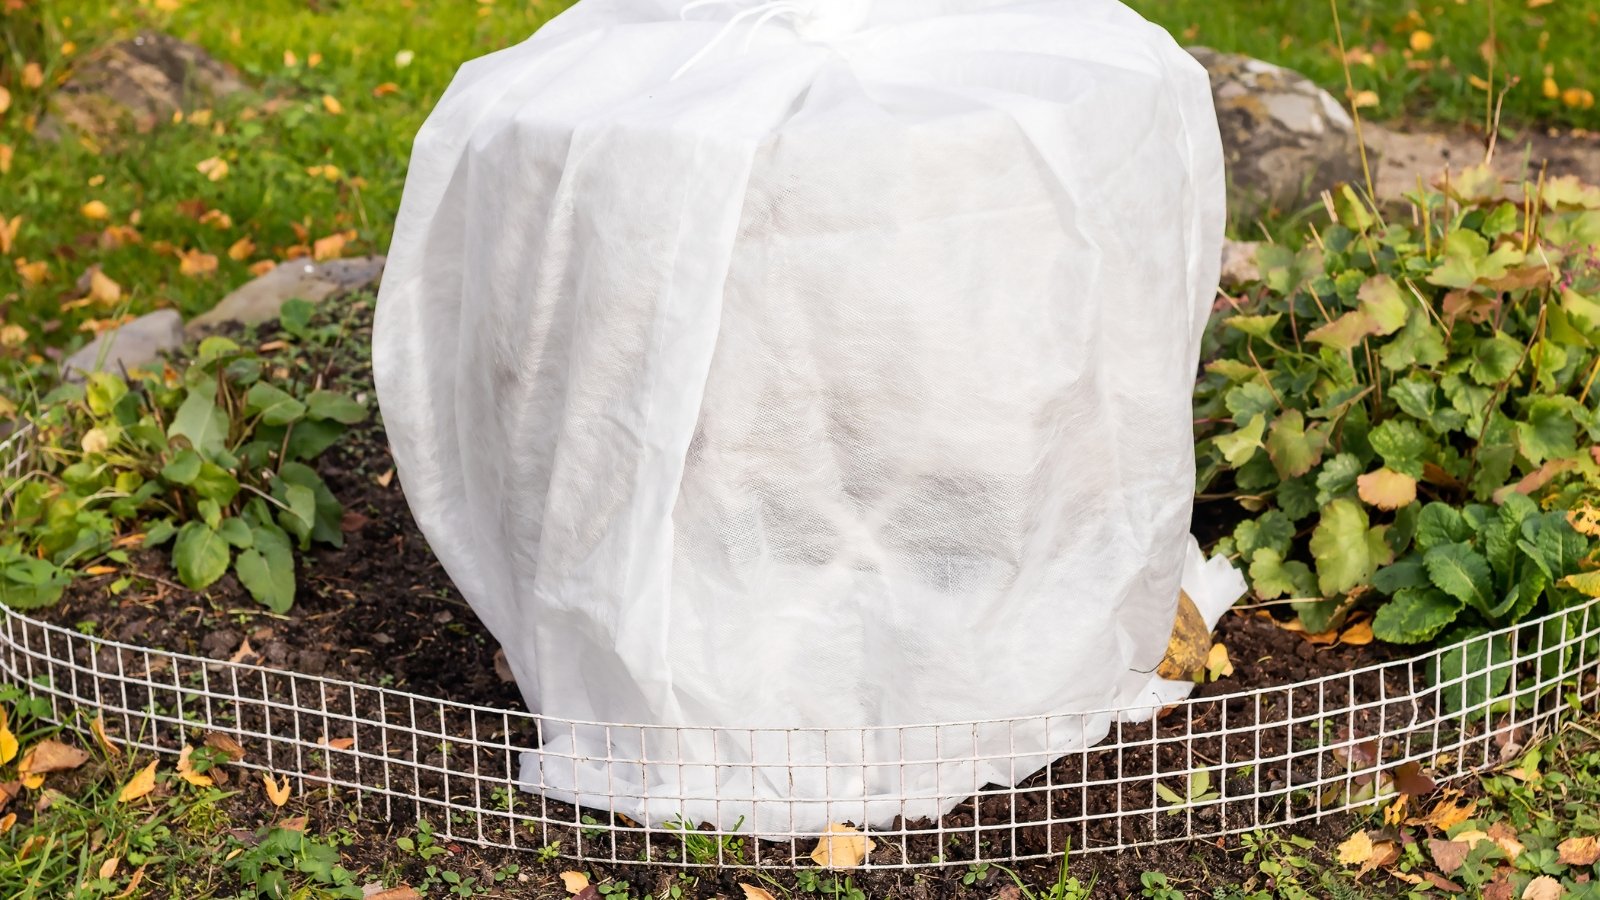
[373,0,1238,835]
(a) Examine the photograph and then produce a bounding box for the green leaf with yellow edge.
[1225,314,1283,342]
[1357,275,1409,336]
[1265,410,1327,479]
[1357,468,1417,510]
[1309,499,1393,597]
[1379,312,1448,371]
[1214,414,1266,467]
[1249,548,1317,601]
[1566,571,1600,598]
[1306,310,1373,350]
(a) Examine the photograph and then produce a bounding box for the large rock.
[38,31,248,141]
[185,256,386,338]
[1189,47,1371,220]
[61,309,185,381]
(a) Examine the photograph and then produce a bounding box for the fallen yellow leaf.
[113,865,146,899]
[0,145,12,174]
[810,823,874,868]
[84,566,117,577]
[20,739,91,775]
[176,745,214,788]
[262,772,291,807]
[90,715,121,757]
[0,86,10,116]
[313,232,348,261]
[118,761,158,802]
[739,885,777,900]
[20,62,42,89]
[199,209,233,230]
[179,250,219,278]
[1424,798,1474,831]
[1206,642,1233,680]
[196,156,229,182]
[81,200,110,221]
[20,773,43,790]
[1409,30,1434,52]
[15,258,48,285]
[1545,77,1562,99]
[0,707,16,766]
[0,214,18,255]
[249,259,277,277]
[228,237,256,260]
[1523,874,1563,900]
[0,812,14,834]
[1340,620,1375,646]
[1336,829,1373,865]
[1350,89,1380,109]
[89,269,122,305]
[559,871,590,893]
[1560,835,1600,866]
[0,324,29,347]
[322,94,343,115]
[99,856,120,879]
[373,82,400,97]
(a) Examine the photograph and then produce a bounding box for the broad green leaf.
[1379,313,1448,371]
[1315,453,1364,504]
[1293,597,1345,634]
[191,461,241,506]
[1234,511,1295,560]
[1516,397,1579,466]
[1309,499,1392,596]
[1371,587,1461,644]
[305,391,367,425]
[1224,382,1277,424]
[143,520,177,547]
[1248,548,1317,601]
[1206,359,1256,382]
[245,383,307,427]
[85,372,129,417]
[172,521,230,591]
[1214,414,1266,467]
[168,391,229,458]
[1333,185,1375,232]
[279,298,316,338]
[1469,443,1517,502]
[0,556,70,610]
[216,517,253,549]
[197,336,241,366]
[1277,477,1318,522]
[1485,494,1540,578]
[161,449,203,485]
[1373,557,1430,595]
[277,462,344,547]
[272,481,317,547]
[237,525,295,613]
[1367,420,1431,479]
[1563,288,1600,332]
[1468,332,1525,386]
[1357,275,1409,336]
[1265,410,1327,479]
[1423,542,1495,613]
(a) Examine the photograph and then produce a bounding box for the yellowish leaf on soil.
[1206,642,1233,680]
[20,739,90,775]
[118,761,158,802]
[810,823,875,868]
[113,865,146,898]
[0,812,14,834]
[1336,830,1373,865]
[99,856,120,879]
[739,885,777,900]
[559,871,591,893]
[91,715,121,757]
[1340,620,1375,646]
[0,707,16,766]
[262,772,291,807]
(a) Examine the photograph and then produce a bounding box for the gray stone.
[61,309,184,381]
[1220,239,1261,288]
[1189,47,1371,220]
[185,255,385,338]
[1366,123,1600,201]
[38,31,249,141]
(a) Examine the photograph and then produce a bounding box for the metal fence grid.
[1,428,1596,869]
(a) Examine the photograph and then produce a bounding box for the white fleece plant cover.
[373,0,1242,835]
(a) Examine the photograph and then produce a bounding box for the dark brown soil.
[24,294,1458,897]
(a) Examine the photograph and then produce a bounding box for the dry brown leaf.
[1430,838,1471,873]
[1156,591,1209,681]
[228,639,258,665]
[179,250,219,278]
[113,865,146,899]
[17,834,45,859]
[318,736,356,751]
[20,739,91,775]
[176,745,214,787]
[1360,840,1400,877]
[1426,871,1465,894]
[1559,835,1600,866]
[739,885,777,900]
[276,815,308,831]
[559,871,591,893]
[1337,830,1374,865]
[1340,620,1375,646]
[90,714,121,758]
[1358,468,1417,510]
[99,856,120,879]
[810,823,874,868]
[204,732,246,762]
[227,237,256,261]
[1522,875,1563,900]
[262,772,291,807]
[118,761,158,803]
[1489,822,1525,861]
[366,888,421,900]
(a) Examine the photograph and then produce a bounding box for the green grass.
[1,0,1595,382]
[1127,0,1600,131]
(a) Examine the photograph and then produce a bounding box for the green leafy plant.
[1155,769,1222,813]
[0,335,365,613]
[1199,171,1600,658]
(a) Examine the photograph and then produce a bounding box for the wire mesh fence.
[1,426,1597,869]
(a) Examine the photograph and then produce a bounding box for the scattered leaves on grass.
[179,249,219,277]
[1338,830,1374,865]
[1559,835,1600,866]
[88,269,122,305]
[1522,875,1563,900]
[228,236,255,261]
[1429,837,1470,873]
[196,156,229,182]
[117,760,158,802]
[112,866,146,899]
[0,812,14,834]
[811,823,874,868]
[262,771,291,806]
[176,745,213,787]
